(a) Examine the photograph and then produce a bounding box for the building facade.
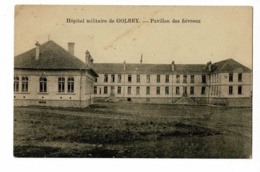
[92,59,252,106]
[14,40,252,107]
[14,41,98,108]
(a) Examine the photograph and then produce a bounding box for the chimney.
[171,61,175,71]
[35,41,40,60]
[140,54,143,64]
[123,60,126,71]
[85,50,91,66]
[207,61,212,72]
[90,58,94,68]
[68,42,75,56]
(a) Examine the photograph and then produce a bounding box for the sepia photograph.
[13,5,252,158]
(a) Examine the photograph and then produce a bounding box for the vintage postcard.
[14,5,252,158]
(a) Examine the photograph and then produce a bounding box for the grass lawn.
[14,103,252,158]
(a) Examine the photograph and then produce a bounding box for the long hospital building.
[92,58,252,106]
[14,40,252,107]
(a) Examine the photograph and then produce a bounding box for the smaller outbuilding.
[14,40,98,108]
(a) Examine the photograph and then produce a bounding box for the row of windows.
[14,76,28,92]
[100,74,206,83]
[94,85,244,95]
[229,86,243,95]
[229,73,243,82]
[211,86,219,95]
[14,76,74,93]
[94,86,206,95]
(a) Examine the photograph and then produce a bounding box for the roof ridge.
[94,63,206,65]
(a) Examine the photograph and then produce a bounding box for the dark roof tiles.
[92,63,208,74]
[92,59,251,74]
[212,58,251,73]
[14,40,88,70]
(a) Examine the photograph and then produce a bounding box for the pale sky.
[14,5,252,68]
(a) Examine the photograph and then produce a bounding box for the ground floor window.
[201,86,206,95]
[67,77,74,93]
[229,86,233,95]
[183,86,187,95]
[238,86,242,95]
[156,87,160,95]
[146,87,150,95]
[22,76,28,92]
[190,86,194,95]
[14,76,19,92]
[117,86,121,94]
[94,86,97,94]
[136,86,140,95]
[39,77,47,93]
[58,77,65,92]
[127,86,131,95]
[104,86,108,94]
[165,86,169,95]
[176,87,180,95]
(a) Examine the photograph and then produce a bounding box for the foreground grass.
[14,103,252,158]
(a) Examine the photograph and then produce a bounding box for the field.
[14,103,252,158]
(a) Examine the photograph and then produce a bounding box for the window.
[229,73,233,82]
[111,74,115,83]
[94,86,97,94]
[104,86,108,94]
[58,77,65,92]
[238,73,242,82]
[95,78,98,82]
[117,86,121,94]
[136,86,140,95]
[127,86,131,95]
[165,75,169,83]
[21,76,28,92]
[118,74,122,83]
[229,86,233,95]
[146,75,150,83]
[176,75,180,83]
[68,77,74,93]
[238,86,242,95]
[202,75,206,83]
[183,87,187,95]
[128,75,132,83]
[176,87,180,95]
[157,75,160,83]
[156,87,160,95]
[190,87,194,95]
[99,88,102,94]
[14,76,19,92]
[104,74,108,82]
[165,86,169,95]
[183,75,187,83]
[39,77,47,93]
[136,75,140,83]
[201,86,206,95]
[146,87,150,95]
[190,75,194,83]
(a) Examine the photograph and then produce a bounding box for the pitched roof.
[14,40,89,70]
[92,63,208,74]
[92,58,251,74]
[212,58,251,73]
